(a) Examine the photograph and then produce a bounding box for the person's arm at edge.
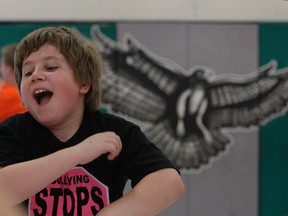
[0,131,121,205]
[98,168,185,216]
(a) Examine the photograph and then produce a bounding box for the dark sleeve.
[117,119,178,187]
[0,124,29,167]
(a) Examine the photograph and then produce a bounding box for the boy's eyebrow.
[22,60,33,68]
[22,56,61,68]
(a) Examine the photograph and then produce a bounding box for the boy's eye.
[24,71,33,77]
[46,66,58,71]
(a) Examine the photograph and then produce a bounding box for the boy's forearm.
[0,146,80,205]
[0,131,121,206]
[98,168,185,216]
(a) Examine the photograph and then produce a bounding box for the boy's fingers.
[106,141,121,160]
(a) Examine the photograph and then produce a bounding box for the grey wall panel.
[117,23,258,216]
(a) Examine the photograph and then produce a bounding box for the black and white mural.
[90,25,288,174]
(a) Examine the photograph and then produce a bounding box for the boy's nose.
[31,69,45,81]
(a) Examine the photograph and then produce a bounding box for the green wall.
[259,23,288,216]
[0,22,116,49]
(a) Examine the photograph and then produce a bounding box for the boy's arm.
[98,168,185,216]
[0,146,82,205]
[0,132,122,205]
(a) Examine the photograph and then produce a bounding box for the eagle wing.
[90,25,186,122]
[206,60,288,129]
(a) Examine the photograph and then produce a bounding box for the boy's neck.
[48,108,85,142]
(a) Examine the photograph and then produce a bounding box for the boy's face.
[20,44,90,128]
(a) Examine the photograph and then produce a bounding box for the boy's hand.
[75,132,122,165]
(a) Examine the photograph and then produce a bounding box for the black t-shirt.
[0,110,176,215]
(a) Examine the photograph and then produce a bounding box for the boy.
[0,26,185,215]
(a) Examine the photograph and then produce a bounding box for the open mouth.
[34,89,53,105]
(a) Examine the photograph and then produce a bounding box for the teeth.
[34,89,47,95]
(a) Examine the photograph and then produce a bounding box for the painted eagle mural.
[89,25,288,173]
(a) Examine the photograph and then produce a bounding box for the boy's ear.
[79,83,91,94]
